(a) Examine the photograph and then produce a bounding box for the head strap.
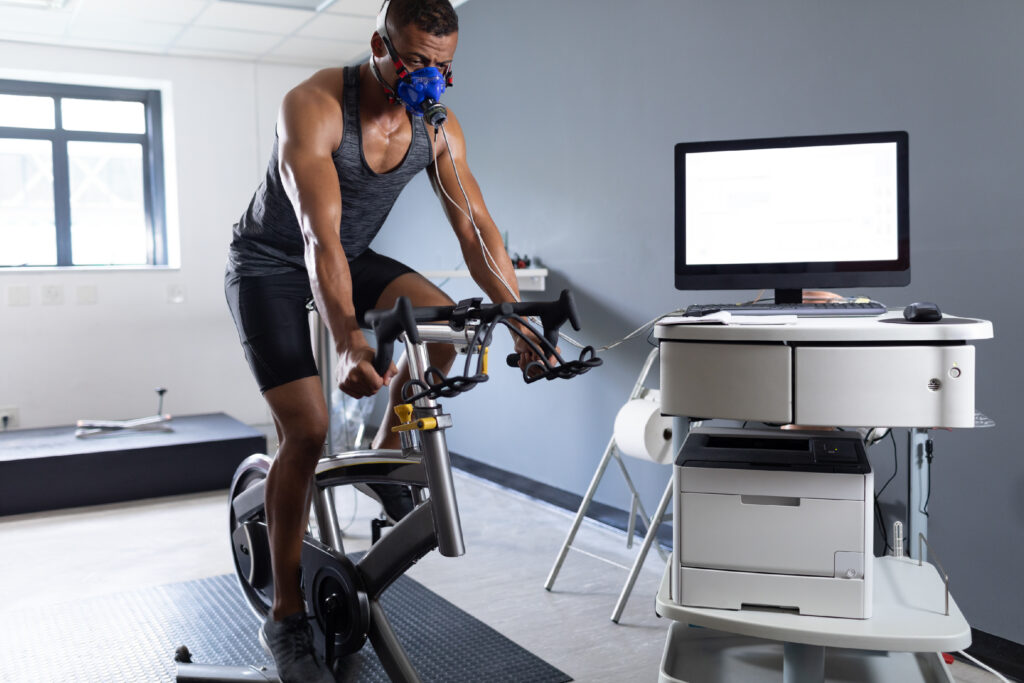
[368,54,399,105]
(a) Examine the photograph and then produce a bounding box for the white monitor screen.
[684,142,899,266]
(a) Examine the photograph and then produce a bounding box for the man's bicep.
[277,91,343,238]
[277,89,339,189]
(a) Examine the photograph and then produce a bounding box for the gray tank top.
[227,66,433,275]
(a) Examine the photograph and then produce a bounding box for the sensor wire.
[432,122,669,352]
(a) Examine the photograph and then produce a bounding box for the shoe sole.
[257,623,273,658]
[258,621,332,683]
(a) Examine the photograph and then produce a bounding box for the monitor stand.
[775,288,803,304]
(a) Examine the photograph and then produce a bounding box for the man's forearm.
[462,228,520,304]
[304,239,364,353]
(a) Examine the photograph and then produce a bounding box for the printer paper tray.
[679,565,870,619]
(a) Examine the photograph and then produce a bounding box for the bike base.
[174,645,280,682]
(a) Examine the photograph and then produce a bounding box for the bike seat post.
[398,427,416,452]
[403,331,466,557]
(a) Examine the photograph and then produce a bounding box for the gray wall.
[372,0,1024,642]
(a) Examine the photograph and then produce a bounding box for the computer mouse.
[903,301,942,322]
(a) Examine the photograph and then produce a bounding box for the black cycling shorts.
[224,249,415,394]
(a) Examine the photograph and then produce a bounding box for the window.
[0,79,166,267]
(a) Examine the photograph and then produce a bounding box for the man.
[224,1,539,680]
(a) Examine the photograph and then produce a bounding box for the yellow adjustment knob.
[482,346,489,375]
[394,403,414,424]
[391,416,438,433]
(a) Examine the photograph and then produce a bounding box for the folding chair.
[543,347,677,622]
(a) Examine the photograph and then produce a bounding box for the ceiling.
[0,0,469,67]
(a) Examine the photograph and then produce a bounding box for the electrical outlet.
[0,406,18,431]
[167,284,186,304]
[8,286,30,307]
[76,285,98,305]
[41,284,64,306]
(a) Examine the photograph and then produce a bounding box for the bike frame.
[224,323,482,683]
[184,291,599,683]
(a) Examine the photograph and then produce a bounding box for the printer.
[673,427,873,619]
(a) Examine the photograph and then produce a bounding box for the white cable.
[434,123,521,304]
[433,122,678,353]
[955,650,1010,682]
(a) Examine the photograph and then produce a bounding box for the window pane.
[61,98,146,134]
[68,141,148,265]
[0,139,57,266]
[0,94,56,129]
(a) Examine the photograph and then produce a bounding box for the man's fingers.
[339,362,386,399]
[382,361,398,386]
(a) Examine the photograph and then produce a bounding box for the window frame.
[0,78,167,267]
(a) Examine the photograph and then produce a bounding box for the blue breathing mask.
[396,66,447,119]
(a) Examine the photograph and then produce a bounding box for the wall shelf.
[422,268,548,292]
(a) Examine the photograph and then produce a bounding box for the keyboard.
[684,301,888,317]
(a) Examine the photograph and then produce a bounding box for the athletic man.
[224,1,538,680]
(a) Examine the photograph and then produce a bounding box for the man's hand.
[512,324,559,378]
[336,344,397,399]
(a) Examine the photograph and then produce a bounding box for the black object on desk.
[0,413,266,516]
[903,301,943,322]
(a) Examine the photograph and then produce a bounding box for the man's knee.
[427,342,458,369]
[279,414,328,457]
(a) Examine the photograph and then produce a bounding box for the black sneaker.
[259,612,335,683]
[356,483,416,522]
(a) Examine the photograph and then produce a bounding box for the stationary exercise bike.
[175,290,601,683]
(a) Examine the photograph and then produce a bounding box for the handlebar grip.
[536,289,579,349]
[506,353,520,368]
[366,296,420,378]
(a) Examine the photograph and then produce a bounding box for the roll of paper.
[613,392,673,464]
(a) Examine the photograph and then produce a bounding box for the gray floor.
[0,466,1001,682]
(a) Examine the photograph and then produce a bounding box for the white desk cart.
[653,311,993,682]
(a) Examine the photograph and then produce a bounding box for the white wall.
[0,40,314,429]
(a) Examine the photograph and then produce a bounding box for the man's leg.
[369,272,458,450]
[262,375,328,620]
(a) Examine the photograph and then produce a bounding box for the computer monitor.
[674,131,909,304]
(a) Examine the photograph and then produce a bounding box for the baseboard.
[448,453,673,548]
[961,629,1024,681]
[449,452,1024,679]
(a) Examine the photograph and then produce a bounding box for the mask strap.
[375,1,411,81]
[379,33,411,81]
[368,54,400,105]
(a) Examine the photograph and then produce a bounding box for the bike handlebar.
[364,289,599,389]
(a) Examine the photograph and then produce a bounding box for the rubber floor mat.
[0,572,571,682]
